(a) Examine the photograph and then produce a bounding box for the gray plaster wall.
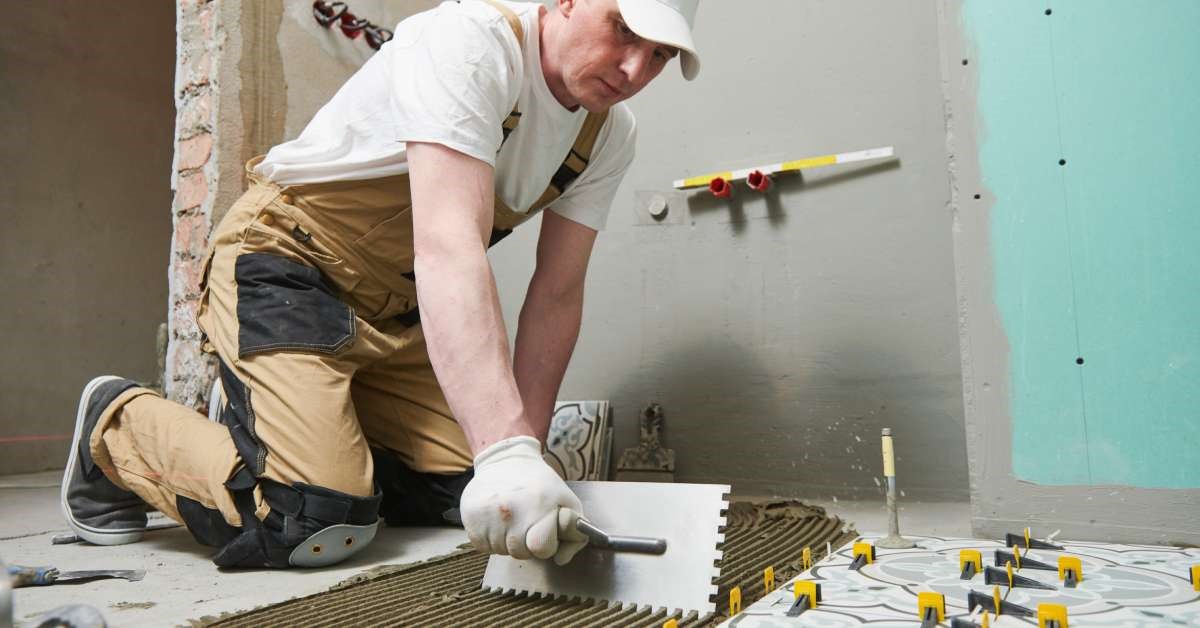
[220,0,968,500]
[491,0,968,500]
[0,3,175,473]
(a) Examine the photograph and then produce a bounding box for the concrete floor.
[1,471,971,627]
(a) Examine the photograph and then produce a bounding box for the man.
[61,0,700,569]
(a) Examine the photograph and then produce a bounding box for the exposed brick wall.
[166,0,222,410]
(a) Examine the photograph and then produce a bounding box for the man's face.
[555,0,679,111]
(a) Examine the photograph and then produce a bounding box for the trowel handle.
[572,516,668,555]
[7,565,59,587]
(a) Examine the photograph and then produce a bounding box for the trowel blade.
[481,481,729,616]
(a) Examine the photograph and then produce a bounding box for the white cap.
[615,0,701,80]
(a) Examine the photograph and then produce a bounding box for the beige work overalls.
[87,0,609,568]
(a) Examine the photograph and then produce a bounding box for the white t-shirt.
[255,0,636,232]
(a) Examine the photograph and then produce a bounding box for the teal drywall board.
[964,0,1200,488]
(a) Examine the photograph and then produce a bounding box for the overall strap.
[479,0,524,143]
[476,0,611,209]
[528,110,610,213]
[480,0,524,44]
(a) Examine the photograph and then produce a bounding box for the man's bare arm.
[412,142,588,564]
[407,141,531,454]
[513,209,597,440]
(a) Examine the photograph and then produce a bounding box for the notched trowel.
[481,481,730,615]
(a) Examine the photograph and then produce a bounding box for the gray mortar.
[201,500,855,627]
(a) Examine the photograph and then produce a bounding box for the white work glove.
[460,436,588,565]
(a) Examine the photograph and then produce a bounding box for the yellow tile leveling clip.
[917,591,945,628]
[1038,603,1069,628]
[786,580,821,617]
[1058,556,1083,588]
[960,549,983,579]
[849,541,876,571]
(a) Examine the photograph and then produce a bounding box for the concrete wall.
[945,0,1200,544]
[179,0,969,500]
[491,0,969,500]
[0,3,175,473]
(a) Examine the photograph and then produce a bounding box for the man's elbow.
[413,229,488,273]
[527,273,586,309]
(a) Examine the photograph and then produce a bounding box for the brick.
[177,133,213,171]
[175,171,208,211]
[185,53,211,87]
[173,210,210,260]
[178,91,212,134]
[169,259,205,301]
[170,256,207,297]
[166,301,201,343]
[167,0,222,403]
[165,344,216,407]
[198,2,216,39]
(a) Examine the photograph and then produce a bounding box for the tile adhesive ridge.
[202,499,856,627]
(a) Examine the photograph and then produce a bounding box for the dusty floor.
[0,471,970,627]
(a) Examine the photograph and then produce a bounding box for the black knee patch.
[217,359,266,476]
[372,447,473,527]
[177,495,239,548]
[212,468,382,569]
[234,252,356,358]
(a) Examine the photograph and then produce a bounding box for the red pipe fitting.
[746,170,771,192]
[313,1,347,27]
[340,12,369,38]
[709,177,733,199]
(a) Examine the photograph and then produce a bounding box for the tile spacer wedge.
[967,586,1036,618]
[984,562,1056,590]
[995,548,1056,571]
[1006,527,1063,551]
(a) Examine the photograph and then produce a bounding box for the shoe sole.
[60,375,146,545]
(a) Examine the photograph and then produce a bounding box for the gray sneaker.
[60,376,148,545]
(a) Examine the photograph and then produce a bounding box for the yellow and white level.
[672,146,895,190]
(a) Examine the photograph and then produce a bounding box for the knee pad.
[372,446,473,527]
[201,468,381,569]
